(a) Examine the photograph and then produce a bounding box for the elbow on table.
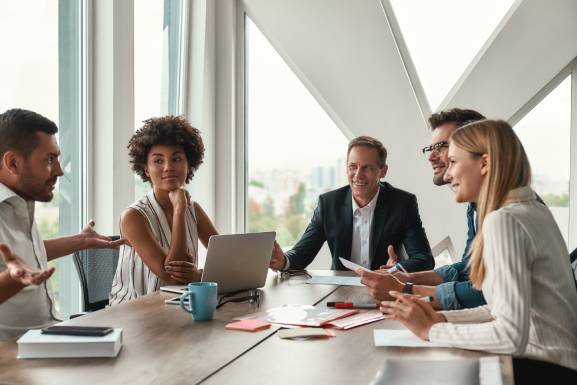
[499,324,530,355]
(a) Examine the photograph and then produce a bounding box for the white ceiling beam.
[441,0,577,120]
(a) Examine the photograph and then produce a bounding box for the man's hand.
[379,245,398,270]
[0,243,55,286]
[380,291,446,340]
[358,269,404,301]
[164,260,201,283]
[269,241,286,271]
[80,220,126,249]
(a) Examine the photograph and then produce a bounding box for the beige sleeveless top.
[109,191,198,305]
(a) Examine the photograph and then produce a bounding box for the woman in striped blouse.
[381,120,577,382]
[109,116,218,305]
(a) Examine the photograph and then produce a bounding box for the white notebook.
[17,328,123,359]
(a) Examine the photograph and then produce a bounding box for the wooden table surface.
[200,284,513,385]
[0,271,513,385]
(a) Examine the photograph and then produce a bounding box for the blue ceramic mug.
[179,282,218,321]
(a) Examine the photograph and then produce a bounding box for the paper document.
[306,275,364,286]
[374,329,451,348]
[160,285,187,294]
[339,257,372,273]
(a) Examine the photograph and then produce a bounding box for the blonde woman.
[381,120,577,382]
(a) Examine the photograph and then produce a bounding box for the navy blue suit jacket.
[284,182,434,272]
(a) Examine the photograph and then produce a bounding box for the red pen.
[327,302,378,309]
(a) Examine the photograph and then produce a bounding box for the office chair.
[73,236,121,312]
[431,236,457,268]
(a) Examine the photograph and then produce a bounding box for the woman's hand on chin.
[168,187,191,212]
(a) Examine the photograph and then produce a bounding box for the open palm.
[0,243,55,286]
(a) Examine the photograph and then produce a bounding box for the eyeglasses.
[216,289,261,309]
[421,140,449,156]
[280,270,311,279]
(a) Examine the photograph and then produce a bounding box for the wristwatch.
[402,282,414,294]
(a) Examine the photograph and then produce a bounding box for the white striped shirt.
[109,191,198,305]
[429,186,577,371]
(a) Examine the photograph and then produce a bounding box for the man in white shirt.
[269,136,433,272]
[0,108,123,341]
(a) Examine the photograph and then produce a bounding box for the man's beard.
[17,172,55,202]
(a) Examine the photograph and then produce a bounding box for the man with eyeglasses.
[360,108,488,310]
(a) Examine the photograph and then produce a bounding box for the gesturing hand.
[0,243,55,286]
[380,291,446,340]
[80,220,126,249]
[379,245,398,270]
[269,241,286,271]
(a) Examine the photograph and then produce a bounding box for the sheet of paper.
[479,357,503,385]
[373,329,452,348]
[339,257,372,273]
[328,310,384,330]
[306,275,364,286]
[278,328,334,339]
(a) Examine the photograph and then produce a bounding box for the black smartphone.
[41,326,114,337]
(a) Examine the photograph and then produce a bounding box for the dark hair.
[128,115,205,183]
[428,108,486,130]
[0,109,58,160]
[347,136,387,167]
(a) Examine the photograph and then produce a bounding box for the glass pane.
[134,0,186,201]
[390,0,515,110]
[134,0,165,199]
[245,17,348,250]
[514,76,571,245]
[0,0,62,310]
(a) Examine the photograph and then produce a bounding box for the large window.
[390,0,515,110]
[245,17,348,253]
[514,76,572,245]
[134,0,188,200]
[0,0,84,317]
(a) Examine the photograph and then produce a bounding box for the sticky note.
[225,320,271,332]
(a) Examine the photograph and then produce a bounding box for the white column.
[88,0,135,235]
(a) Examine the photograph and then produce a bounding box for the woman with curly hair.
[109,116,218,305]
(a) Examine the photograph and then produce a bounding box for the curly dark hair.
[128,115,204,183]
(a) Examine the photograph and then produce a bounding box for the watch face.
[403,282,413,294]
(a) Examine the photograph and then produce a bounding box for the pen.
[418,296,433,303]
[327,302,378,309]
[387,263,407,274]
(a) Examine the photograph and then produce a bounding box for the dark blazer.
[284,182,434,272]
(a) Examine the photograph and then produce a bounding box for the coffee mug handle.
[179,291,196,315]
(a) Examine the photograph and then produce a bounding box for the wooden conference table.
[0,271,513,385]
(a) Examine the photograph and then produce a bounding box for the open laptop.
[201,232,276,293]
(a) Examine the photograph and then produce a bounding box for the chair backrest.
[431,236,457,268]
[73,236,120,312]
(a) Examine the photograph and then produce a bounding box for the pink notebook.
[225,320,271,332]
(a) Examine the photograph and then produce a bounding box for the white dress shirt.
[350,189,379,269]
[429,187,577,371]
[0,182,59,341]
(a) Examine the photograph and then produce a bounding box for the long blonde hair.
[450,120,531,288]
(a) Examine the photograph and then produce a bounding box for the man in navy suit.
[269,136,434,272]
